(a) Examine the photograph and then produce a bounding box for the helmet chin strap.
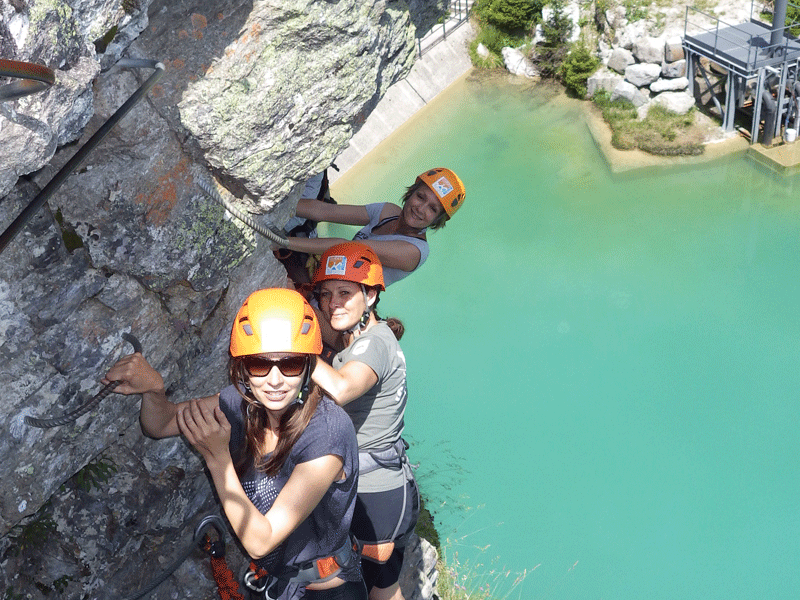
[291,360,312,406]
[344,284,374,336]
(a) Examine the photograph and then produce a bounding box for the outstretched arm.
[312,358,378,406]
[177,399,344,559]
[103,353,217,439]
[295,198,369,225]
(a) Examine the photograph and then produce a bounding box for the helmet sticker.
[430,176,454,199]
[325,255,347,276]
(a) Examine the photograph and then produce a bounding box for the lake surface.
[329,72,800,600]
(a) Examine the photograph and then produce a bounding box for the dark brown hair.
[401,181,449,230]
[367,287,404,341]
[228,356,320,477]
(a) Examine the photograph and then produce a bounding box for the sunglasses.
[243,355,308,378]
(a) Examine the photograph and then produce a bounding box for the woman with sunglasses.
[281,168,465,288]
[104,288,366,600]
[308,243,418,600]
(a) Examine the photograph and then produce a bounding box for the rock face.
[0,1,442,598]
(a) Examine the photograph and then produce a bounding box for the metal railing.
[683,1,800,74]
[416,0,473,56]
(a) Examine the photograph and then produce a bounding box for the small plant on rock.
[561,42,600,97]
[72,454,118,492]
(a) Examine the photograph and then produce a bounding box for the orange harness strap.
[356,541,396,564]
[210,555,246,600]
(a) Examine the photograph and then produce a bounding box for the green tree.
[561,43,600,97]
[475,0,543,31]
[534,0,572,78]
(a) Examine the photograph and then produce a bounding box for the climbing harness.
[0,58,56,102]
[0,58,165,255]
[24,332,142,428]
[354,438,419,564]
[195,177,289,248]
[274,166,340,285]
[242,537,357,600]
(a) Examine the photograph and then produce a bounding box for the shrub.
[476,22,520,55]
[533,0,572,77]
[561,42,600,97]
[474,0,543,31]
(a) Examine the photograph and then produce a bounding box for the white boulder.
[650,76,689,92]
[651,91,696,114]
[477,43,490,59]
[611,80,650,107]
[665,36,685,62]
[625,62,662,87]
[502,47,538,78]
[633,36,666,64]
[587,68,624,97]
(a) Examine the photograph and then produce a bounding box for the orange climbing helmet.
[416,167,465,217]
[312,242,385,291]
[230,288,322,357]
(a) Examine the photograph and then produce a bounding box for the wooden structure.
[682,0,800,143]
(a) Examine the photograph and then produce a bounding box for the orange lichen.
[178,29,189,39]
[217,12,224,20]
[190,13,208,30]
[172,59,185,69]
[250,22,262,38]
[134,156,192,226]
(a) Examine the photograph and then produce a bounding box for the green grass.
[592,89,704,155]
[436,547,532,600]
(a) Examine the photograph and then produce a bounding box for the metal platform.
[682,2,800,143]
[684,19,800,77]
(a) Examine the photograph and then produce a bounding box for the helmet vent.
[242,322,254,336]
[354,259,365,268]
[301,321,311,335]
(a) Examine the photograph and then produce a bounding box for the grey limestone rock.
[664,35,684,62]
[612,80,650,107]
[502,46,538,78]
[607,47,635,74]
[0,1,428,598]
[632,35,665,64]
[587,68,623,97]
[662,58,687,79]
[651,91,696,114]
[650,76,689,93]
[625,62,662,87]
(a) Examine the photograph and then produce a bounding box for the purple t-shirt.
[219,387,360,598]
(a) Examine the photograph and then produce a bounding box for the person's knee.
[368,582,402,600]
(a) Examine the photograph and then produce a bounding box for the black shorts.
[350,480,419,590]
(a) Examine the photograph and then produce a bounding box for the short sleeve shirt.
[332,323,408,492]
[352,203,429,286]
[219,388,360,598]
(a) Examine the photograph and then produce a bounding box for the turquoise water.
[329,74,800,600]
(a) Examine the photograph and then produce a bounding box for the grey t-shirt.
[332,322,408,492]
[352,203,429,286]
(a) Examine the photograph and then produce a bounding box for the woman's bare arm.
[312,358,378,406]
[178,399,344,559]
